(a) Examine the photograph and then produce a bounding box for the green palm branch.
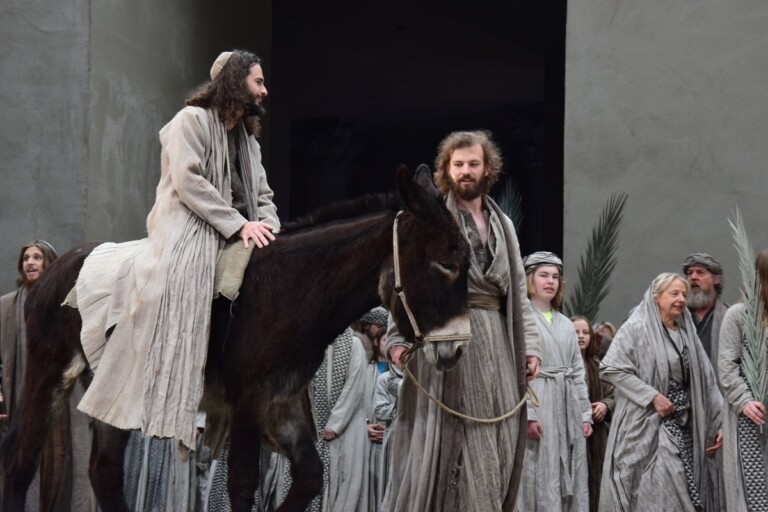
[495,179,524,229]
[563,193,628,321]
[728,208,767,412]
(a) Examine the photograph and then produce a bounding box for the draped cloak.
[518,310,592,512]
[74,106,279,450]
[599,287,723,511]
[383,193,541,512]
[719,302,768,512]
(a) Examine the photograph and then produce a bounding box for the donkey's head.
[379,165,471,371]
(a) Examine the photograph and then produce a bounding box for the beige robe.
[384,194,541,512]
[75,106,279,450]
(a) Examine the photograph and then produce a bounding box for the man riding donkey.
[74,49,278,453]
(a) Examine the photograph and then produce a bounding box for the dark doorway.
[271,1,566,255]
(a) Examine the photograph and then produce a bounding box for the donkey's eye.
[434,261,458,274]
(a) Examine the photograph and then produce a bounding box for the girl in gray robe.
[518,252,592,512]
[600,273,723,511]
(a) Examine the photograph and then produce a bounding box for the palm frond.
[728,207,767,405]
[495,179,524,229]
[563,193,628,322]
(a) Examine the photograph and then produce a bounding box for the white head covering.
[210,51,233,80]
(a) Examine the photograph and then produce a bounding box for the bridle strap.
[390,211,472,346]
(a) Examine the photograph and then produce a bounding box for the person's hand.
[592,402,608,422]
[652,393,675,417]
[743,401,767,426]
[389,346,407,367]
[527,421,543,440]
[322,429,336,441]
[526,356,540,381]
[706,432,723,458]
[583,422,593,438]
[237,221,275,249]
[367,423,385,444]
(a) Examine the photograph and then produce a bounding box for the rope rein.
[390,211,539,424]
[402,363,541,424]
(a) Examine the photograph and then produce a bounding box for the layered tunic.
[518,310,592,512]
[719,303,768,511]
[364,361,385,512]
[599,288,723,511]
[384,194,541,512]
[374,367,402,510]
[691,297,729,386]
[74,106,279,450]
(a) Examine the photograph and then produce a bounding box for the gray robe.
[75,106,279,450]
[518,309,592,512]
[383,194,541,512]
[719,302,768,512]
[599,287,723,511]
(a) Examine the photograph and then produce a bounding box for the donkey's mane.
[281,192,400,234]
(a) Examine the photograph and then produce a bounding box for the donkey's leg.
[88,421,130,512]
[227,406,264,512]
[270,398,323,512]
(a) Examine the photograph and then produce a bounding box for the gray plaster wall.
[0,0,90,290]
[1,0,272,290]
[564,1,768,326]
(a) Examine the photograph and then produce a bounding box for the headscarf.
[360,306,388,327]
[522,251,563,274]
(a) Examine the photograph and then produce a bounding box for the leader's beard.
[244,101,266,136]
[450,175,487,201]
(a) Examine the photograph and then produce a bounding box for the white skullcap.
[210,51,233,80]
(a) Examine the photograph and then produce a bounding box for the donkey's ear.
[414,163,440,199]
[397,165,440,222]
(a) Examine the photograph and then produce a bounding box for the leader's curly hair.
[186,50,262,136]
[433,130,503,197]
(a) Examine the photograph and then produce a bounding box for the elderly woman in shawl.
[518,251,593,512]
[599,273,723,512]
[719,248,768,511]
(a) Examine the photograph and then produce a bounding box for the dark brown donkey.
[1,166,471,512]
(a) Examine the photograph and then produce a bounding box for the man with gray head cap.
[383,131,542,512]
[683,253,728,370]
[75,50,280,456]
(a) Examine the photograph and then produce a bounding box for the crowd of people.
[2,48,768,512]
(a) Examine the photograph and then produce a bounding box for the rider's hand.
[237,221,275,249]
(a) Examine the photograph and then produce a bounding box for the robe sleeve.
[248,139,280,232]
[374,372,397,422]
[600,380,616,414]
[325,339,367,436]
[504,216,542,361]
[718,304,754,413]
[164,108,248,239]
[600,329,660,408]
[384,314,411,364]
[569,329,594,424]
